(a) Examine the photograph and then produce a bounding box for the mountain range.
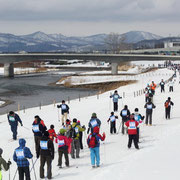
[0,31,163,52]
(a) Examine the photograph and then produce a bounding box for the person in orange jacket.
[48,125,57,142]
[150,81,157,95]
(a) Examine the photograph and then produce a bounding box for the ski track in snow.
[1,68,180,180]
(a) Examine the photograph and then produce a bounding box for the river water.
[0,71,97,115]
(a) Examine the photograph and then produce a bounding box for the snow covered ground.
[0,68,179,180]
[58,68,173,85]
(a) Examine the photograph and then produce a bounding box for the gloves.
[57,105,60,108]
[102,132,106,138]
[8,160,12,165]
[87,128,90,134]
[82,125,86,130]
[21,124,23,126]
[142,116,145,120]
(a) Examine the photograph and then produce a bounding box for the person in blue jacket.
[87,113,101,134]
[13,138,33,180]
[110,90,122,112]
[8,111,23,140]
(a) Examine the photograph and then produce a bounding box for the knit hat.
[0,148,3,156]
[91,113,97,118]
[135,108,139,112]
[60,128,66,135]
[73,118,77,123]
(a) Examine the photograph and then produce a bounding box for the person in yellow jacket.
[70,119,85,159]
[0,148,11,180]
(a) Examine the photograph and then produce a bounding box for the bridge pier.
[111,63,118,75]
[4,63,14,77]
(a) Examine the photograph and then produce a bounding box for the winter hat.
[124,105,128,109]
[60,129,66,135]
[50,125,54,129]
[91,113,97,118]
[114,90,118,93]
[66,119,71,125]
[0,148,3,156]
[19,138,26,147]
[77,120,80,125]
[168,97,171,100]
[111,112,114,115]
[135,108,139,112]
[9,111,14,115]
[93,126,99,134]
[44,131,49,137]
[148,98,152,103]
[62,100,65,103]
[73,118,77,123]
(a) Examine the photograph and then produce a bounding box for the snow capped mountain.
[122,31,162,43]
[0,31,163,52]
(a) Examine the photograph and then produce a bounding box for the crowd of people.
[0,74,176,180]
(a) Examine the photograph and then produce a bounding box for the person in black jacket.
[160,79,165,93]
[37,131,54,179]
[57,100,69,125]
[164,97,174,119]
[120,105,130,134]
[32,118,46,154]
[144,99,156,125]
[8,111,23,140]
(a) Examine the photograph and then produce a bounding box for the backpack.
[88,134,98,148]
[165,101,169,108]
[70,125,78,139]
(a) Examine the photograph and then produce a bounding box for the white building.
[164,42,180,48]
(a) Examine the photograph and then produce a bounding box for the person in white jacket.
[168,80,174,92]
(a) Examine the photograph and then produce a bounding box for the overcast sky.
[0,0,179,37]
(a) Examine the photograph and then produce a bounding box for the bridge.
[0,53,180,77]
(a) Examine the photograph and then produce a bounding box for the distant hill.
[0,31,163,52]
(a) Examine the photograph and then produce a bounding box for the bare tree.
[105,32,132,53]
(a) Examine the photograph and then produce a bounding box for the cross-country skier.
[150,81,157,95]
[107,112,118,134]
[125,114,139,149]
[144,99,156,126]
[48,125,57,142]
[160,79,165,92]
[120,105,130,134]
[110,90,122,112]
[87,113,101,134]
[87,126,105,168]
[55,129,71,168]
[164,97,174,119]
[69,119,85,159]
[0,148,11,180]
[13,138,33,180]
[168,80,174,92]
[77,120,84,149]
[37,131,54,179]
[32,117,46,154]
[134,108,144,142]
[8,111,23,140]
[57,100,69,125]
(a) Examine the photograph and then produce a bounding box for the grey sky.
[0,0,179,36]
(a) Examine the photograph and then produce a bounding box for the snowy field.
[1,68,179,180]
[58,68,173,85]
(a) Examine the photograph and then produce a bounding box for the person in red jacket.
[55,129,72,168]
[48,125,57,142]
[125,114,139,149]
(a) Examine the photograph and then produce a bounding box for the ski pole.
[31,159,37,180]
[30,158,38,172]
[58,108,60,122]
[9,159,10,180]
[12,168,18,180]
[22,126,30,131]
